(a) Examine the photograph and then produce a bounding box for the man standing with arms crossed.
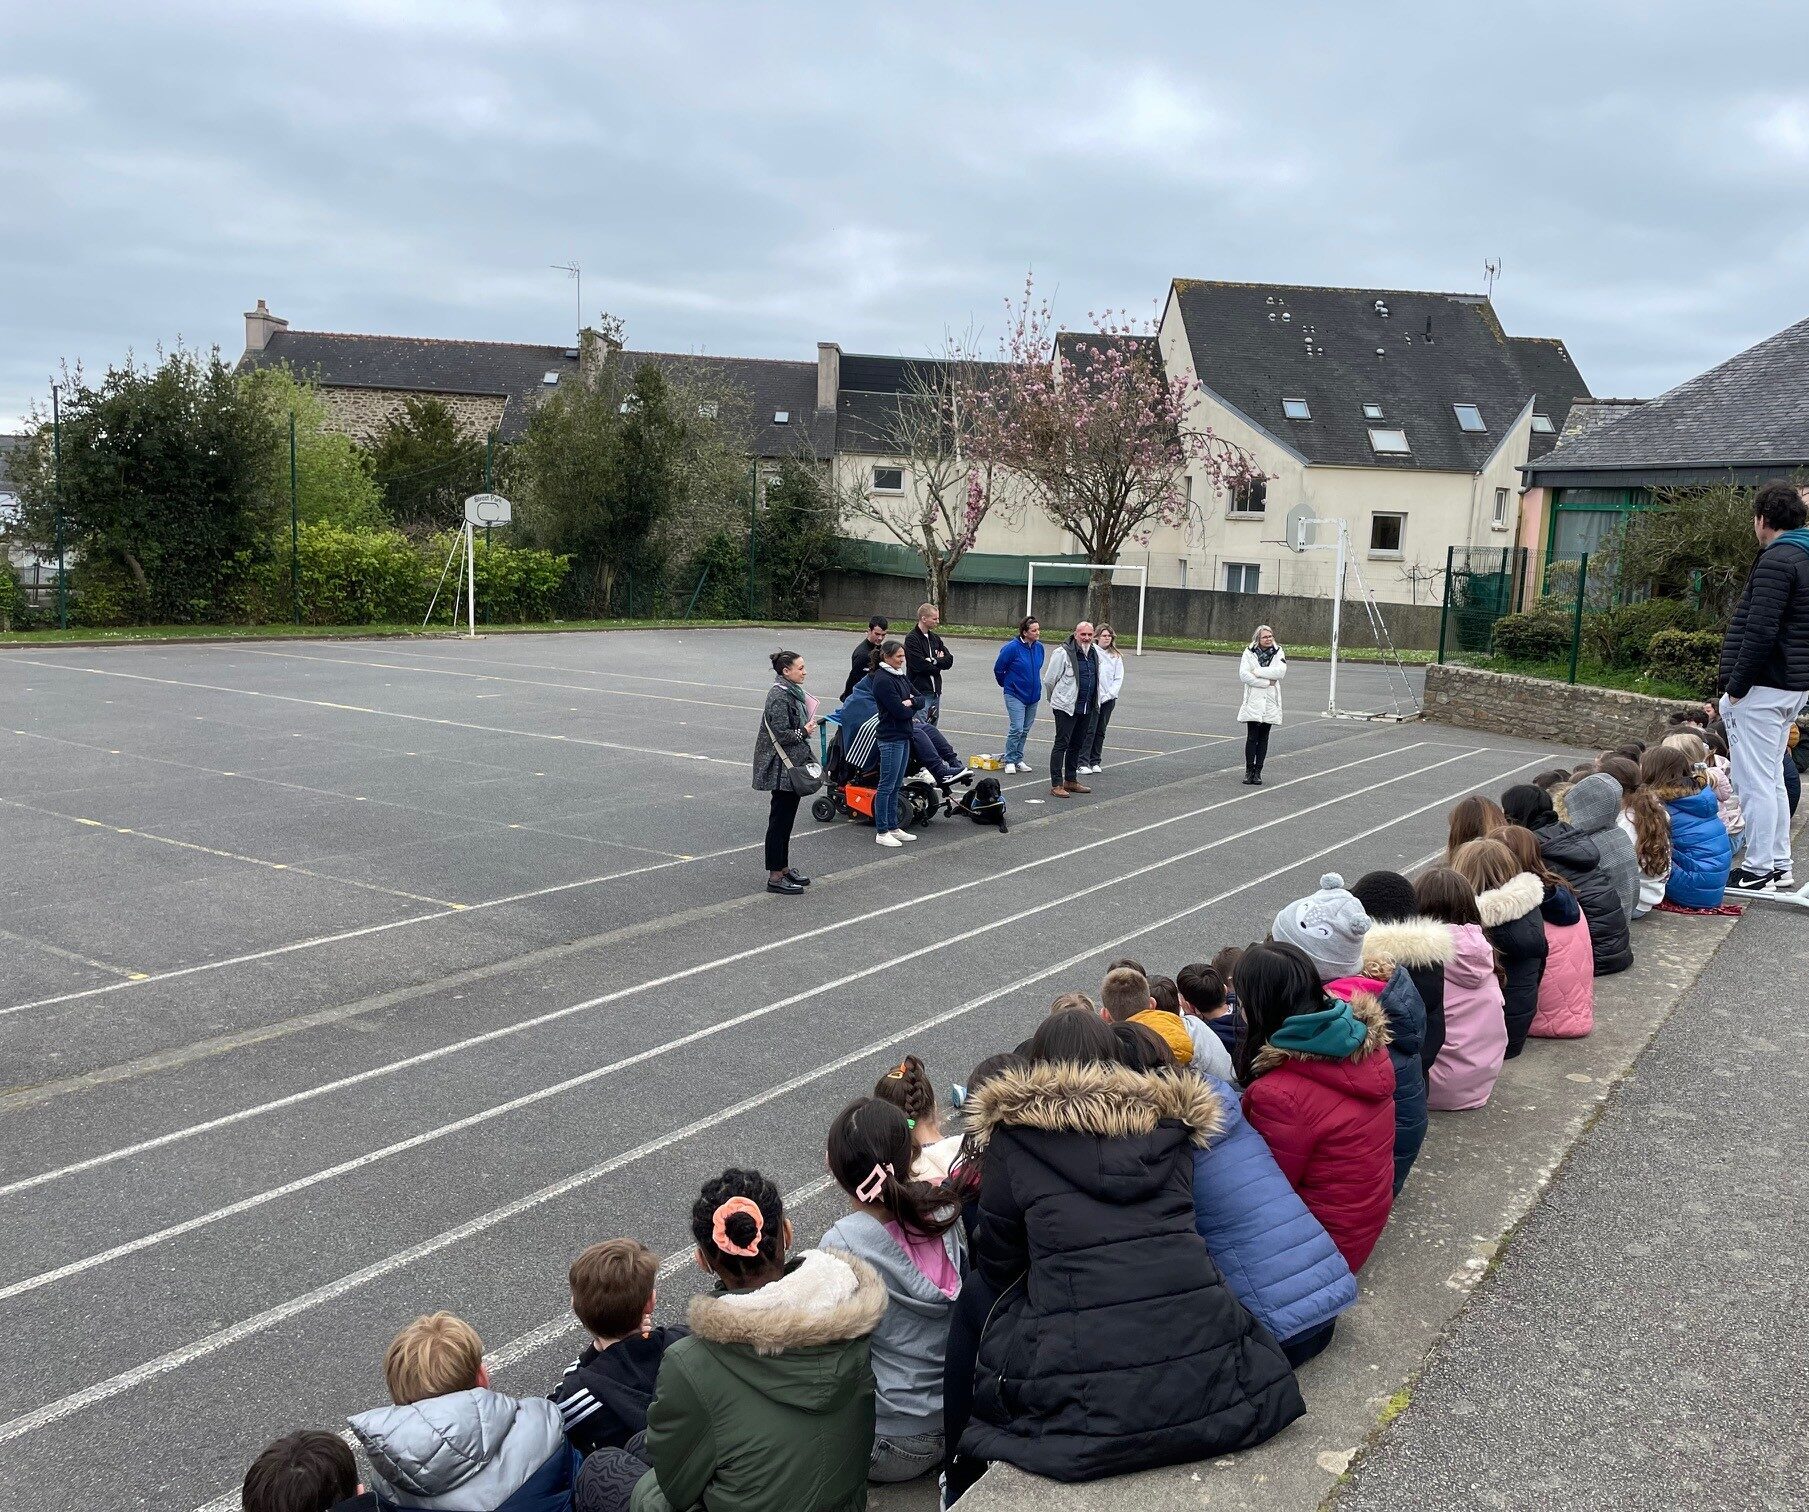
[1720,481,1809,893]
[905,601,954,724]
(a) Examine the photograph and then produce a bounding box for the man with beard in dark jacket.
[1719,481,1809,894]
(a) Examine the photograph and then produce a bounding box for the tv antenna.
[550,262,581,336]
[1484,257,1502,298]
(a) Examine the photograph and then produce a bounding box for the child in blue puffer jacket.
[1190,1073,1357,1367]
[1642,745,1731,908]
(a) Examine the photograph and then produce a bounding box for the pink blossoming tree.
[982,276,1263,625]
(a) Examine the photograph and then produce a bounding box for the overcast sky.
[7,1,1808,429]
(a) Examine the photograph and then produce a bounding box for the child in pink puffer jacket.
[1412,867,1506,1111]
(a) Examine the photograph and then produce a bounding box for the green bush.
[1644,628,1721,698]
[427,531,571,623]
[68,556,153,627]
[1490,604,1572,662]
[1584,598,1701,668]
[0,563,21,631]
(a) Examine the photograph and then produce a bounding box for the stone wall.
[1423,663,1702,748]
[817,568,1447,649]
[318,388,506,444]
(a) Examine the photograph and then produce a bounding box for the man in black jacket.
[904,601,954,723]
[842,615,888,698]
[1719,480,1809,893]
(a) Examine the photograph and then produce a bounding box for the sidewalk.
[1332,898,1807,1511]
[959,904,1746,1511]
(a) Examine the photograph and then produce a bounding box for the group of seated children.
[239,724,1771,1512]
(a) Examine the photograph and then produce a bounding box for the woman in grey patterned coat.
[753,649,817,896]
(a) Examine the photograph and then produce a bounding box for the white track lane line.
[182,1174,844,1512]
[0,738,1422,1192]
[0,748,1482,1297]
[0,657,748,768]
[0,754,1539,1449]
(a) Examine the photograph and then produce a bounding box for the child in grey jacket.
[822,1097,966,1486]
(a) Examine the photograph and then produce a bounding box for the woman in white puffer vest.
[1237,625,1286,785]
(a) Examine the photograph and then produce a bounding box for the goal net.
[1282,506,1421,722]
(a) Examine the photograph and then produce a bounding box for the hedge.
[1643,628,1721,698]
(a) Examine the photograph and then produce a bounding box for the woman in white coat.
[1079,623,1125,773]
[1238,625,1286,785]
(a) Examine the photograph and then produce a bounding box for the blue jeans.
[1003,694,1038,764]
[875,737,909,833]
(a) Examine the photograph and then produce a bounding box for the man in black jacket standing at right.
[1719,480,1809,893]
[905,601,954,724]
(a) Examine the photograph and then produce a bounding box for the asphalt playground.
[0,627,1560,1512]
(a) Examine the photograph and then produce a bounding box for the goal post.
[1025,562,1148,655]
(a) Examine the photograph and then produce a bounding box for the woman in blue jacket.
[992,618,1044,773]
[1191,1073,1357,1367]
[872,638,918,848]
[1642,745,1732,907]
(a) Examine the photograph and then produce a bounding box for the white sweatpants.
[1721,687,1808,873]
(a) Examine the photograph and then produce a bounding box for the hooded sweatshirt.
[1243,991,1397,1271]
[820,1212,965,1440]
[350,1388,577,1512]
[629,1249,887,1512]
[1565,774,1642,924]
[1426,922,1507,1112]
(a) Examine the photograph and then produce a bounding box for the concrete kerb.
[959,904,1743,1512]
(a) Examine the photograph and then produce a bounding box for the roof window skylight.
[1453,403,1487,432]
[1362,403,1384,421]
[773,410,791,424]
[1368,427,1411,455]
[1282,397,1311,420]
[1531,413,1555,434]
[542,372,560,385]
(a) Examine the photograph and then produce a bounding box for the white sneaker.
[1771,870,1797,891]
[876,832,904,847]
[896,828,919,841]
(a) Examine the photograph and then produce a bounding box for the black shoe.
[1252,767,1264,785]
[784,868,811,886]
[1728,867,1774,893]
[765,876,806,895]
[1243,766,1259,785]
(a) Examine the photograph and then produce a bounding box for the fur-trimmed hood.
[1652,780,1710,808]
[687,1248,886,1354]
[1475,870,1545,927]
[961,1059,1225,1151]
[1361,916,1453,977]
[1249,987,1389,1078]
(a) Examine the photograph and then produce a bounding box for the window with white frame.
[1452,403,1487,432]
[1493,487,1511,529]
[1224,562,1261,594]
[1368,427,1411,455]
[1530,413,1555,434]
[1281,397,1312,420]
[1362,402,1384,421]
[870,465,904,494]
[1369,513,1406,556]
[1229,476,1267,516]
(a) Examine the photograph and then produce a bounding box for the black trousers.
[942,1269,999,1504]
[1282,1317,1336,1367]
[1244,721,1272,772]
[764,788,802,872]
[1084,698,1117,766]
[1050,707,1094,786]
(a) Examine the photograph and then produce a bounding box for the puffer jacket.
[1426,922,1507,1112]
[992,635,1045,705]
[752,683,813,794]
[1327,972,1426,1196]
[1243,989,1397,1272]
[1717,531,1809,697]
[1191,1074,1357,1346]
[1654,782,1733,908]
[1236,647,1287,725]
[1364,918,1452,1077]
[1564,774,1641,925]
[1475,871,1548,1059]
[350,1389,578,1512]
[962,1061,1304,1482]
[1531,819,1633,975]
[1530,883,1594,1038]
[629,1249,887,1512]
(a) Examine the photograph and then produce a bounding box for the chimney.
[243,299,287,355]
[816,341,841,413]
[578,324,622,381]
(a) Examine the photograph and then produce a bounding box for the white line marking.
[0,739,1421,1191]
[1,757,1538,1448]
[0,752,1482,1294]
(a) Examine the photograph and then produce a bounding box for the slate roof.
[1525,314,1809,479]
[1554,398,1646,447]
[834,352,1009,456]
[615,349,830,460]
[1053,330,1160,377]
[1507,336,1592,458]
[1169,279,1590,473]
[239,330,580,440]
